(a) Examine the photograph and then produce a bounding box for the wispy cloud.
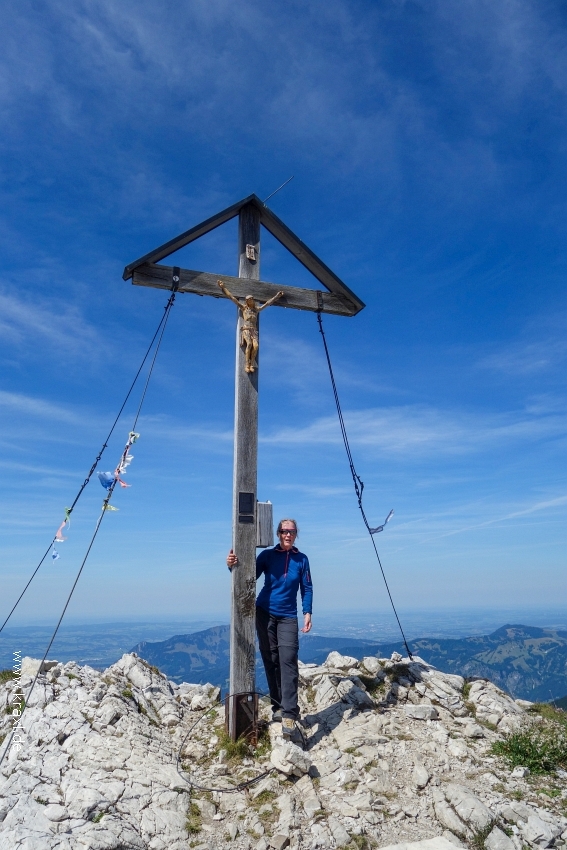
[478,339,567,375]
[412,494,567,546]
[0,459,78,478]
[2,0,565,214]
[262,404,565,455]
[0,390,84,424]
[139,414,233,445]
[0,288,102,362]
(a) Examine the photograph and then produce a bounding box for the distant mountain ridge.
[131,623,567,701]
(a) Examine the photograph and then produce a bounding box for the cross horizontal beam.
[131,262,361,317]
[122,193,365,316]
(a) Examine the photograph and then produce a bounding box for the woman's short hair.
[277,518,299,537]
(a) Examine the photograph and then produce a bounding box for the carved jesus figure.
[218,280,284,373]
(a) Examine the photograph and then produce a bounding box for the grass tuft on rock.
[491,717,567,774]
[215,728,253,764]
[471,821,496,850]
[0,670,18,684]
[348,834,374,849]
[186,802,202,835]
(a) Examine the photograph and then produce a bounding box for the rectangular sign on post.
[256,501,274,548]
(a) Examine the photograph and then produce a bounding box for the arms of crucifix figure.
[217,280,284,310]
[257,290,285,310]
[217,280,242,307]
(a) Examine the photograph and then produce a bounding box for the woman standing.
[227,518,313,738]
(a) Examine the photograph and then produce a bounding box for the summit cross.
[123,194,365,739]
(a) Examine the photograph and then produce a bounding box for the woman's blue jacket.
[256,545,313,618]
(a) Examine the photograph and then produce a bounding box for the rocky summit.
[1,651,566,850]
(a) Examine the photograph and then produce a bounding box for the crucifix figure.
[217,280,284,373]
[123,194,364,740]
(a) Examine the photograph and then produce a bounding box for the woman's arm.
[299,556,313,631]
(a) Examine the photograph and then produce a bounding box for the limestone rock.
[442,830,466,848]
[1,644,563,850]
[444,784,494,831]
[462,721,485,738]
[328,815,351,847]
[21,657,59,677]
[446,739,468,759]
[412,760,430,788]
[324,651,360,669]
[360,656,382,675]
[377,838,467,850]
[485,826,516,850]
[432,791,472,839]
[270,741,311,777]
[404,704,439,720]
[522,813,564,847]
[510,765,530,778]
[466,679,523,730]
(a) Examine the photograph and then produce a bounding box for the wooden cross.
[123,194,365,739]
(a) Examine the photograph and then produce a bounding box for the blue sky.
[0,0,565,628]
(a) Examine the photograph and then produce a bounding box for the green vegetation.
[462,681,472,700]
[34,797,48,805]
[254,723,272,759]
[212,724,271,764]
[539,787,561,798]
[252,790,276,807]
[0,670,18,684]
[91,812,104,823]
[471,821,496,850]
[215,728,251,763]
[186,802,202,835]
[66,673,78,680]
[491,713,567,774]
[348,834,373,850]
[530,702,567,727]
[5,695,25,715]
[121,688,134,700]
[140,658,161,675]
[357,675,387,698]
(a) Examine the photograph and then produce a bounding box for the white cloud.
[0,391,83,424]
[478,339,567,375]
[2,0,565,208]
[262,403,565,455]
[0,288,102,362]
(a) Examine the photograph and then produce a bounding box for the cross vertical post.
[228,203,260,739]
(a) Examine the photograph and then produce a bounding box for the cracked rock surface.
[1,651,566,850]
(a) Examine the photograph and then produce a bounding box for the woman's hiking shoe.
[282,717,295,738]
[272,709,282,722]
